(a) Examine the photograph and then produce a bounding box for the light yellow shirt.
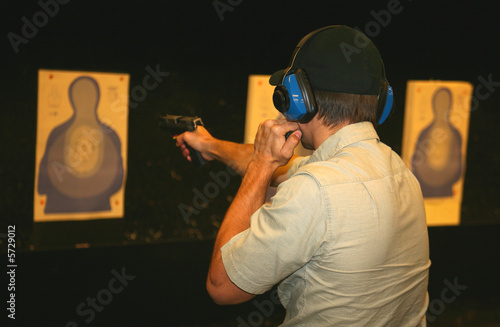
[222,122,430,326]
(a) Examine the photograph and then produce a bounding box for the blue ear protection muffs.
[272,26,394,125]
[272,27,323,124]
[377,62,394,125]
[273,68,317,123]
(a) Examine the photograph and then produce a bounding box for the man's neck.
[310,119,350,150]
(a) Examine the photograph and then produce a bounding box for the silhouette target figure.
[411,87,463,197]
[38,76,124,213]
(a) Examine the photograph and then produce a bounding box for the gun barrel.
[158,115,203,133]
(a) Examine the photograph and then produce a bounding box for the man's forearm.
[214,160,273,246]
[205,139,297,185]
[207,160,274,304]
[206,140,254,177]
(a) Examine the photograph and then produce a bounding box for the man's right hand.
[175,126,216,163]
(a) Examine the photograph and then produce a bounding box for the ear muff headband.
[273,27,336,123]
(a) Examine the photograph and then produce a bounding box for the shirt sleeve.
[221,171,328,294]
[287,156,311,179]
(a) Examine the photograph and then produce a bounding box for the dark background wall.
[1,0,499,326]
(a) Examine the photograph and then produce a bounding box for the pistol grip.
[186,144,206,167]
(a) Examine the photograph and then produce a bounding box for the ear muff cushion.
[273,85,289,114]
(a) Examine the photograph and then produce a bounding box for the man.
[176,25,430,326]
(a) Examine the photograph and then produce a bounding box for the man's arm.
[175,126,253,176]
[205,120,302,304]
[175,124,299,185]
[205,159,273,304]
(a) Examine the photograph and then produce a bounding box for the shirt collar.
[307,122,380,163]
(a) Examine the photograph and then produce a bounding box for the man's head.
[270,25,392,128]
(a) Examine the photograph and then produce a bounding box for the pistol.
[158,114,206,167]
